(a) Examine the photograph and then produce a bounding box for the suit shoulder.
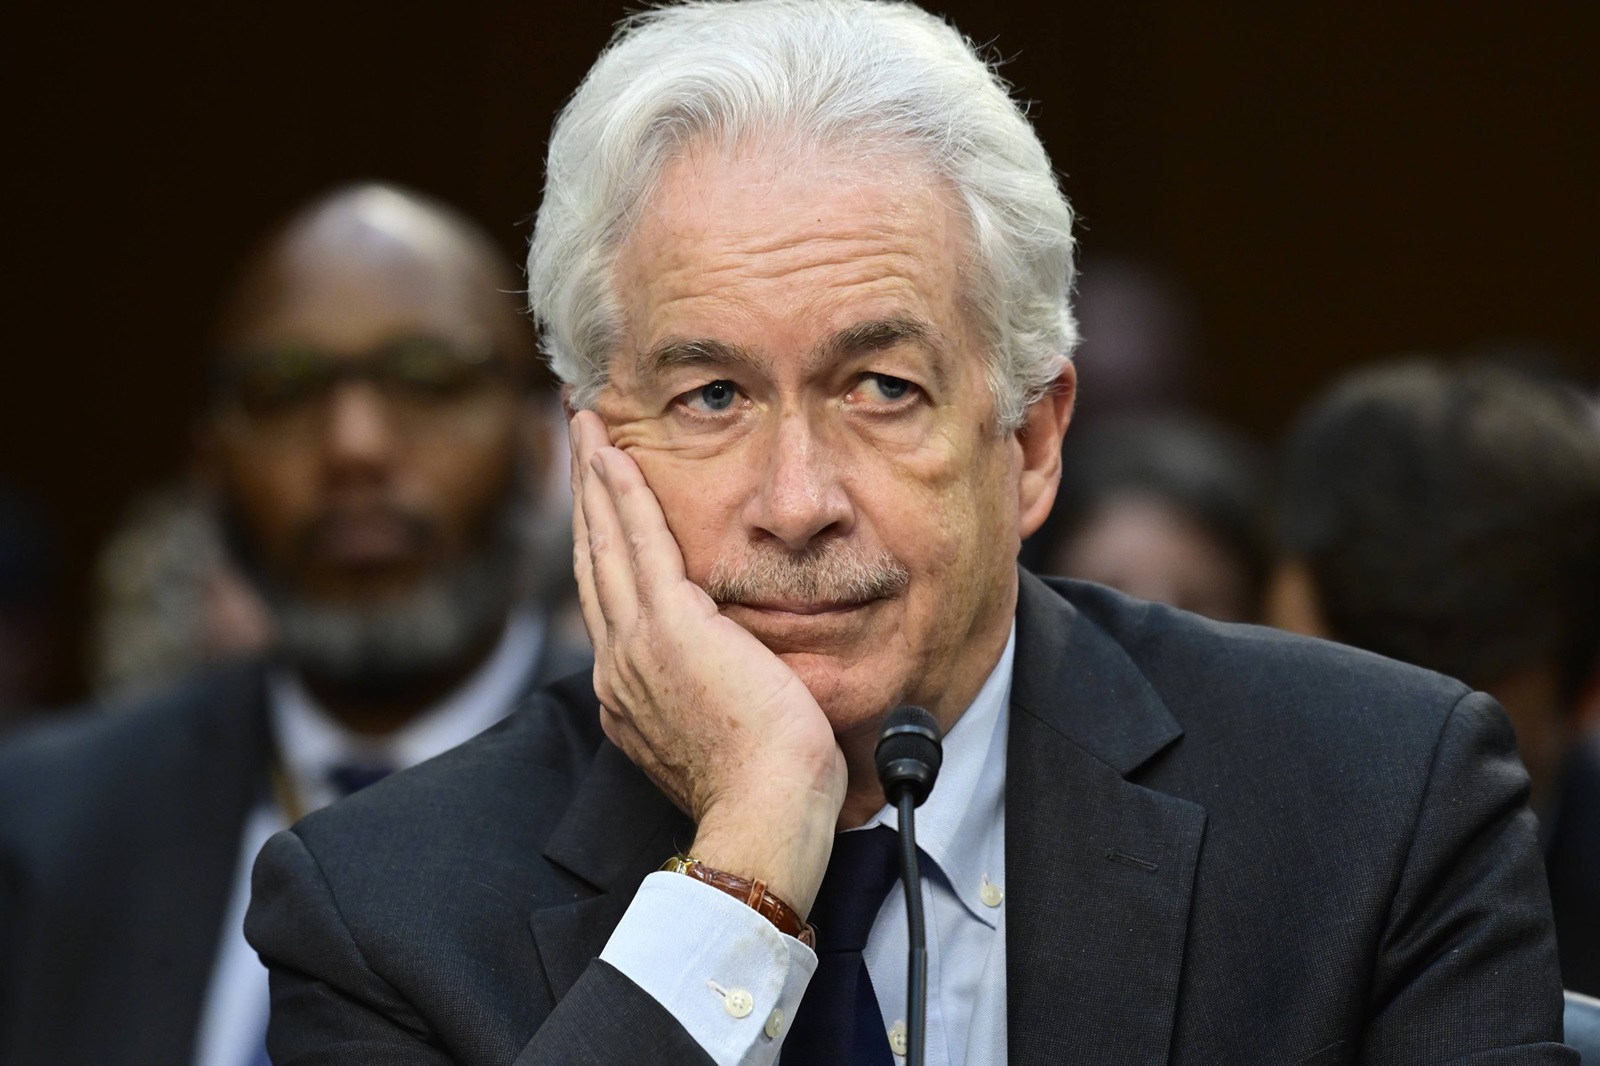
[271,674,612,983]
[0,661,266,798]
[1049,577,1476,746]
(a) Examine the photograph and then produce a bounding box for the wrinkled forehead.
[612,137,979,360]
[624,131,969,257]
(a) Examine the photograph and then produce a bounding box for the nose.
[744,411,854,551]
[319,382,398,484]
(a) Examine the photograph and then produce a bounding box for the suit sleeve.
[246,830,716,1065]
[1361,690,1576,1063]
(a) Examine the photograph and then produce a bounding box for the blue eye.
[693,380,738,411]
[867,374,912,401]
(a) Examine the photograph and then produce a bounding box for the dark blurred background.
[5,1,1597,706]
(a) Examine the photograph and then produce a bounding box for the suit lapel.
[1006,572,1206,1065]
[529,740,694,1001]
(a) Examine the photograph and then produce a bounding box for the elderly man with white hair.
[247,2,1571,1063]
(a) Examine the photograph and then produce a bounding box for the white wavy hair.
[527,0,1078,431]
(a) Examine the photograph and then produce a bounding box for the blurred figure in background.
[1268,358,1600,995]
[1068,257,1201,427]
[1022,414,1271,623]
[0,183,589,1066]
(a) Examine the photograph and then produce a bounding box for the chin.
[782,652,902,740]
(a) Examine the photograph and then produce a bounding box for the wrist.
[691,781,842,918]
[662,854,817,946]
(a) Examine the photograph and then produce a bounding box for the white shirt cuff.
[600,871,817,1066]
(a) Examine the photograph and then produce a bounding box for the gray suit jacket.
[244,574,1573,1064]
[0,621,586,1066]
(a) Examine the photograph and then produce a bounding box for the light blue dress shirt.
[602,626,1014,1066]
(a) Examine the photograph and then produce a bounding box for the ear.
[1016,362,1076,539]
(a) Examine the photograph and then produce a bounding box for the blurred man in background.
[1269,357,1600,994]
[0,182,589,1066]
[1022,414,1270,623]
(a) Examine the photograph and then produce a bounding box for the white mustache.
[704,543,909,606]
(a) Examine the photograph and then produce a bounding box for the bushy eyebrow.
[637,337,771,380]
[823,316,950,390]
[636,315,948,385]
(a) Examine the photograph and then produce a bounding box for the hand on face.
[570,410,846,912]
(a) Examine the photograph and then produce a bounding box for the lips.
[718,597,888,652]
[730,599,870,616]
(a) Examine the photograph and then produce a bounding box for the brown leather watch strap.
[661,854,817,948]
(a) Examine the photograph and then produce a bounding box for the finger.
[573,413,688,608]
[575,418,640,633]
[588,446,688,606]
[569,408,611,465]
[568,416,609,647]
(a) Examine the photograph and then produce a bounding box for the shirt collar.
[269,608,545,813]
[862,623,1013,929]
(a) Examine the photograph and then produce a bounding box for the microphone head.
[875,705,943,808]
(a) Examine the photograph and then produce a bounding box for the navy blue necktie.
[782,825,901,1065]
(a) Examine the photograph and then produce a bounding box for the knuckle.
[624,528,652,560]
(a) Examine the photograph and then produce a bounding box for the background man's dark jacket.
[245,573,1572,1064]
[0,634,586,1066]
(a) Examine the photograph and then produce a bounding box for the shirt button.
[980,876,1005,908]
[764,1008,784,1038]
[888,1020,909,1056]
[723,988,755,1018]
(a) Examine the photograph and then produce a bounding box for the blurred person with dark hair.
[1268,357,1600,994]
[1021,415,1270,623]
[1068,258,1201,427]
[0,183,589,1066]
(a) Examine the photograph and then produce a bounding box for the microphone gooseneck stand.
[875,706,944,1066]
[896,789,929,1066]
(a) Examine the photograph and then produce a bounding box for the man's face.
[209,238,524,611]
[597,143,1068,742]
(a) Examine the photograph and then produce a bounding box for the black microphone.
[875,705,942,1066]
